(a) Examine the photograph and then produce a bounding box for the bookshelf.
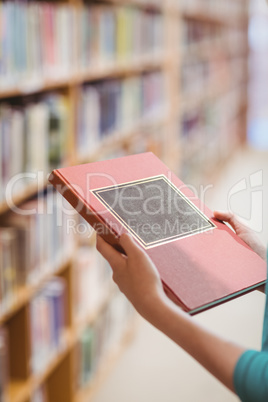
[0,0,249,401]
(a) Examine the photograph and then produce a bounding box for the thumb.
[119,233,144,257]
[213,210,243,233]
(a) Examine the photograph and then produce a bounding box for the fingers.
[213,210,233,221]
[119,233,145,258]
[213,210,242,232]
[96,235,125,270]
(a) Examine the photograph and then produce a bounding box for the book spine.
[0,228,18,313]
[30,277,66,374]
[80,326,95,386]
[1,192,75,287]
[49,169,124,253]
[42,278,66,350]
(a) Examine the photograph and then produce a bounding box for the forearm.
[144,295,246,392]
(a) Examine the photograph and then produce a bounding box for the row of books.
[182,19,224,47]
[0,278,65,400]
[77,5,163,70]
[0,2,164,90]
[0,71,165,203]
[0,257,133,398]
[76,72,166,160]
[179,85,246,184]
[180,0,248,19]
[181,57,226,95]
[0,93,70,203]
[180,85,246,143]
[75,289,134,390]
[181,55,247,97]
[181,19,245,55]
[0,193,74,315]
[30,277,66,374]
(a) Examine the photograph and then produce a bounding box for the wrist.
[138,287,170,322]
[140,289,185,330]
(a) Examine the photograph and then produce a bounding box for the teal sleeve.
[234,350,268,402]
[233,249,268,401]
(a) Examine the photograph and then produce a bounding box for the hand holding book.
[96,210,266,320]
[214,210,266,294]
[96,233,165,323]
[213,210,266,261]
[96,210,267,397]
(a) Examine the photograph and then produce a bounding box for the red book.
[49,152,266,314]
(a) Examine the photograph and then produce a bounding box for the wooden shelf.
[0,257,72,325]
[8,381,30,402]
[6,281,130,402]
[181,40,248,61]
[101,0,164,11]
[7,330,73,402]
[0,54,167,99]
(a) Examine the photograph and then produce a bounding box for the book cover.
[49,152,266,314]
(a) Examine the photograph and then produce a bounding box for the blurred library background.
[0,0,268,401]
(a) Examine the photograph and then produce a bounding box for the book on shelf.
[76,72,165,160]
[49,152,266,315]
[0,1,163,89]
[0,228,18,313]
[76,326,96,388]
[0,193,74,291]
[0,72,164,200]
[0,94,70,203]
[30,277,66,373]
